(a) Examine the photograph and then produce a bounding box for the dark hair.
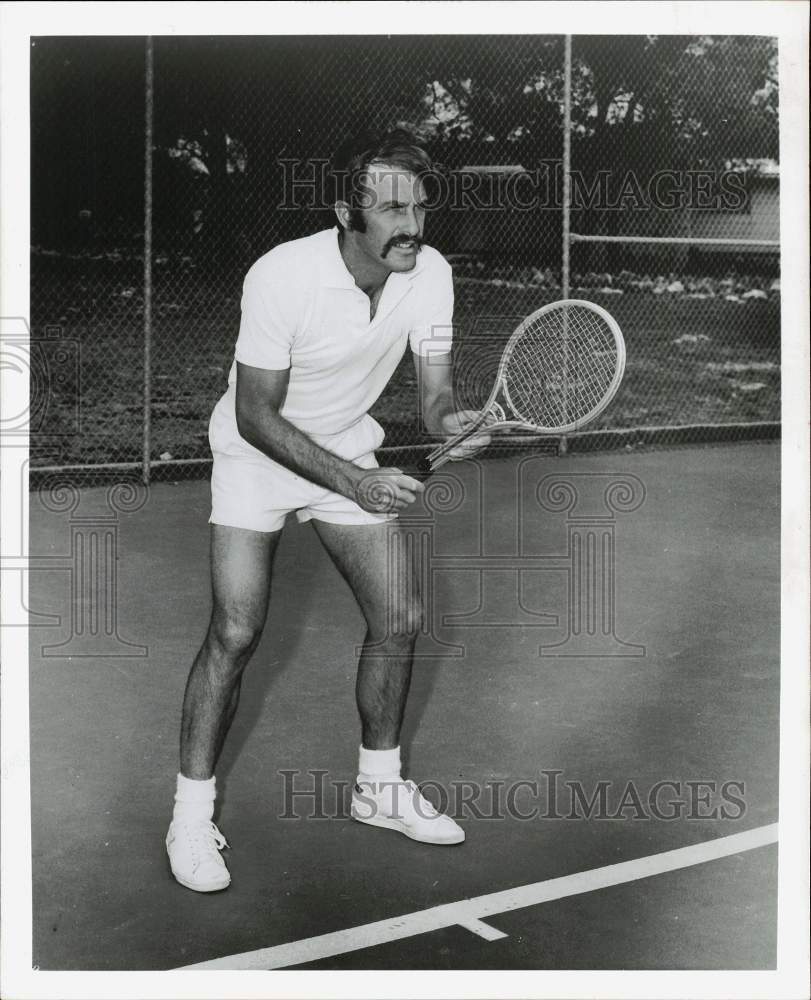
[330,128,434,232]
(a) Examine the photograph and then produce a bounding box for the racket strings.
[504,305,619,428]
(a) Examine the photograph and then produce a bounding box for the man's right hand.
[352,468,426,514]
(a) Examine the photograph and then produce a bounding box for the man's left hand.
[439,409,495,461]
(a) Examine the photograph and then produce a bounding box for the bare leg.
[180,523,282,778]
[311,520,422,750]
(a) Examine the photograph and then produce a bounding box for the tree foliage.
[31,34,779,254]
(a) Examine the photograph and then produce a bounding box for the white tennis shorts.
[208,392,395,534]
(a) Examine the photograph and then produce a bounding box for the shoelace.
[181,820,229,863]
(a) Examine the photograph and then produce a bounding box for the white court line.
[459,918,509,942]
[177,823,778,971]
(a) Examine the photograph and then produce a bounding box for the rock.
[666,280,685,293]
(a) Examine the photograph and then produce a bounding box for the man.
[166,129,489,892]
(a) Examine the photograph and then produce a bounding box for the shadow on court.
[28,442,779,970]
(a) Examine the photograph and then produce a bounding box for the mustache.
[381,234,424,258]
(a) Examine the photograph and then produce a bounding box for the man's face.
[351,163,428,273]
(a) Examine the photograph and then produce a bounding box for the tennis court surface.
[29,440,779,970]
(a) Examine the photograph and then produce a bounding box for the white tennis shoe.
[166,818,231,892]
[351,778,465,845]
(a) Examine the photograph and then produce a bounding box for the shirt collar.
[321,226,426,289]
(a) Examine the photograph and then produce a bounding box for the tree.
[572,35,779,160]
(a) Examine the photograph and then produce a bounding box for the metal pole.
[560,34,572,455]
[562,34,572,300]
[568,233,780,248]
[142,37,154,486]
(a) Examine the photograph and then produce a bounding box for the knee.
[369,595,424,644]
[208,608,264,661]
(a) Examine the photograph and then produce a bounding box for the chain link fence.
[29,33,780,485]
[31,36,148,476]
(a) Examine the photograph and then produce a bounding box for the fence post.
[142,36,154,486]
[560,33,572,456]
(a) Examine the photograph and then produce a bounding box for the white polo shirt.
[210,227,453,460]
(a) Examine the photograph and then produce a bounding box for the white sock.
[357,745,402,788]
[172,772,216,823]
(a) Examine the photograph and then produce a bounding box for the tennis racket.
[422,299,625,472]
